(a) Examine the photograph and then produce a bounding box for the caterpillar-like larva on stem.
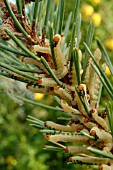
[65,146,90,154]
[38,78,57,87]
[99,164,113,170]
[26,85,55,95]
[44,121,84,132]
[86,48,101,106]
[69,156,110,165]
[54,86,73,105]
[90,109,108,131]
[53,34,67,71]
[21,57,48,73]
[45,133,89,144]
[90,127,113,153]
[60,99,81,117]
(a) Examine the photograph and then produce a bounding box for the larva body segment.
[60,33,65,49]
[53,34,66,71]
[33,45,51,55]
[87,49,101,106]
[38,78,57,87]
[75,91,88,117]
[81,119,96,130]
[78,49,83,75]
[60,100,96,130]
[22,57,48,73]
[90,74,101,109]
[94,48,101,62]
[69,156,110,165]
[65,146,90,154]
[45,134,89,143]
[26,85,55,95]
[45,121,84,132]
[26,85,44,93]
[22,57,39,65]
[53,66,68,79]
[99,164,111,170]
[11,72,34,82]
[91,109,108,131]
[71,63,77,85]
[60,100,81,118]
[54,86,73,105]
[84,58,92,86]
[90,127,112,153]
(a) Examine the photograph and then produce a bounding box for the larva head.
[90,109,96,114]
[68,121,73,126]
[84,118,89,123]
[65,147,69,153]
[45,134,50,141]
[29,45,34,51]
[90,130,96,136]
[69,119,75,126]
[26,84,29,89]
[77,84,86,97]
[99,165,103,170]
[38,79,42,85]
[76,128,81,132]
[53,34,61,43]
[90,129,96,136]
[78,84,86,91]
[44,121,47,127]
[99,165,110,170]
[54,85,60,91]
[21,57,24,62]
[69,157,73,162]
[78,84,84,91]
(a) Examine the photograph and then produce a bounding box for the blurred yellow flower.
[34,93,44,101]
[82,5,94,20]
[56,0,59,4]
[92,0,101,5]
[106,39,113,50]
[102,64,111,76]
[6,156,17,166]
[91,13,101,26]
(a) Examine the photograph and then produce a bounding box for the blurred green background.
[0,0,113,170]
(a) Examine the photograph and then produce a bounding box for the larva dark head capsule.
[69,157,73,162]
[44,121,47,127]
[65,147,69,153]
[90,109,95,114]
[90,130,96,136]
[99,165,103,170]
[21,57,24,62]
[53,34,61,43]
[38,79,42,85]
[45,134,50,141]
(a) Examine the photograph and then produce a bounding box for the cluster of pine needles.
[0,0,113,169]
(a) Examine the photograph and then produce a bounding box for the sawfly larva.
[38,78,57,87]
[90,109,108,131]
[44,121,84,132]
[65,146,90,154]
[45,133,89,144]
[69,156,110,165]
[33,45,51,55]
[54,86,73,104]
[99,164,111,170]
[90,127,112,153]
